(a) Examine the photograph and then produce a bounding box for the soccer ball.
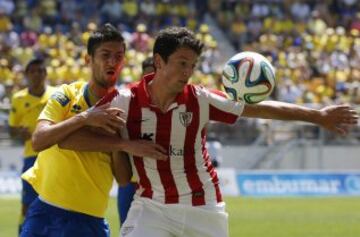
[222,51,276,104]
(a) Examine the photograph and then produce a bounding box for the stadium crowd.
[0,0,219,109]
[210,0,360,105]
[0,0,359,144]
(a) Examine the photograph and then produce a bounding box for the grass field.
[1,196,360,237]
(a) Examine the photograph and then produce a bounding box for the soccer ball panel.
[221,52,276,104]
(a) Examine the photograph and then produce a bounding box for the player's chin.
[104,75,117,85]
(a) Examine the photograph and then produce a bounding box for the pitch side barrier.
[2,170,360,197]
[0,171,120,197]
[0,171,21,196]
[216,169,360,197]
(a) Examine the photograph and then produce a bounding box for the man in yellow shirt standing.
[8,58,56,234]
[20,24,167,237]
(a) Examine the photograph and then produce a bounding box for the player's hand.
[80,103,126,134]
[121,140,168,161]
[319,105,359,135]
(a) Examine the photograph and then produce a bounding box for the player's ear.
[153,54,162,70]
[85,54,91,65]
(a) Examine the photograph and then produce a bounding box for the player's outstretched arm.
[32,104,125,152]
[58,128,168,160]
[111,151,132,186]
[242,101,359,135]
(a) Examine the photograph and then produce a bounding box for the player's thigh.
[120,199,173,237]
[20,202,50,236]
[121,225,173,237]
[183,208,229,237]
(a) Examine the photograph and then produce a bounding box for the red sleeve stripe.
[209,104,238,124]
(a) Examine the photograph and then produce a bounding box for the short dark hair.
[153,27,204,62]
[87,23,125,57]
[25,58,45,73]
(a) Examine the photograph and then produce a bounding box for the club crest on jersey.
[179,112,192,127]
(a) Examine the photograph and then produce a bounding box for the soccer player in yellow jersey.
[8,58,56,234]
[20,24,167,237]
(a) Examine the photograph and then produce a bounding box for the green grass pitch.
[1,196,360,237]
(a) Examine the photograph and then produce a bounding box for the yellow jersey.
[22,81,113,218]
[8,86,56,158]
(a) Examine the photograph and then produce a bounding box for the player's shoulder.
[56,81,86,98]
[45,85,58,93]
[95,87,132,107]
[44,85,58,97]
[118,87,132,98]
[68,81,87,93]
[49,82,85,107]
[12,88,28,100]
[191,84,227,98]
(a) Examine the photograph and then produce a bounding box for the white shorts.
[120,197,229,237]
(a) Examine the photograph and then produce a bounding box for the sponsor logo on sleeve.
[51,91,70,106]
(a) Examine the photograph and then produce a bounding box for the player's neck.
[148,79,177,113]
[28,86,45,97]
[88,81,114,105]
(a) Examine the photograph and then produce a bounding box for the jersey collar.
[138,73,189,111]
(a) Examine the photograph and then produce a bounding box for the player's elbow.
[31,133,42,152]
[32,121,53,152]
[57,140,73,150]
[32,132,50,152]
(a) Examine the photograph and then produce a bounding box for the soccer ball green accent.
[222,52,276,104]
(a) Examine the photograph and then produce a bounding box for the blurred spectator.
[141,56,154,75]
[100,0,123,25]
[23,8,42,32]
[0,0,358,113]
[122,0,138,27]
[209,0,360,107]
[0,9,11,32]
[290,1,311,20]
[0,0,14,15]
[130,23,151,53]
[201,40,221,74]
[278,80,304,104]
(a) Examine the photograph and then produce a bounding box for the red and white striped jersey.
[110,74,244,207]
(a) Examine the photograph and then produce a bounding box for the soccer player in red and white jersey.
[61,27,358,237]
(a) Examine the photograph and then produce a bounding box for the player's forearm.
[58,128,124,152]
[242,101,322,124]
[32,114,88,152]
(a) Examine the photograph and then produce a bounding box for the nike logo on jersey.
[141,133,154,141]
